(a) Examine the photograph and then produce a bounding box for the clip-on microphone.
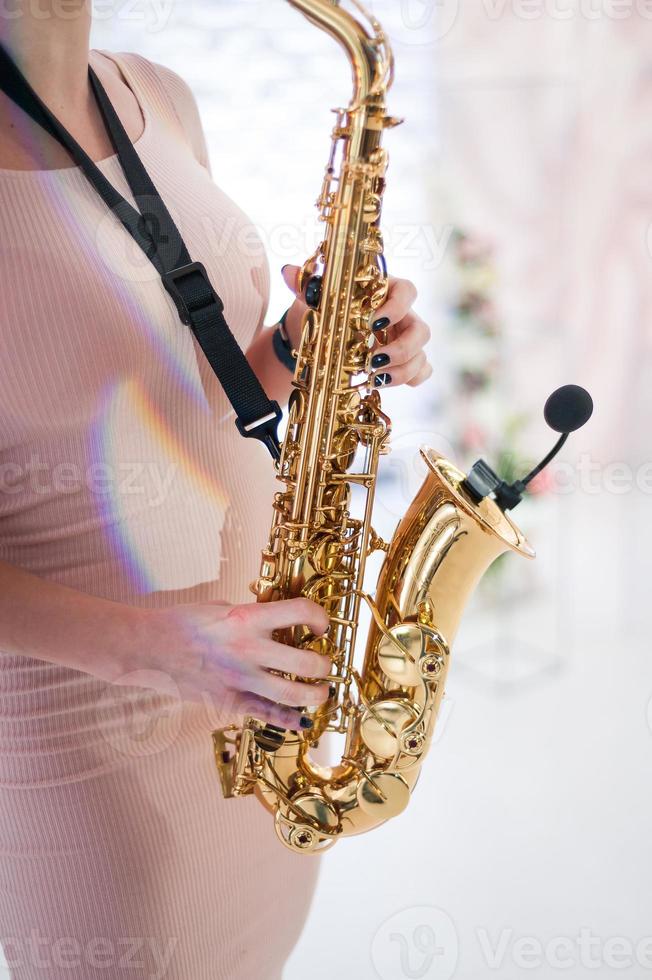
[462,384,594,512]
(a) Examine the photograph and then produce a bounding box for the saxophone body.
[213,0,534,853]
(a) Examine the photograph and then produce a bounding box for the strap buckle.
[162,261,223,326]
[163,260,283,463]
[235,406,283,462]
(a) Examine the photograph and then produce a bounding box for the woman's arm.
[0,560,330,728]
[0,559,151,682]
[246,322,296,404]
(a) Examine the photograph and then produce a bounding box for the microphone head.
[544,385,593,434]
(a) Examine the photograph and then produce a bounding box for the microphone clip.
[463,460,527,511]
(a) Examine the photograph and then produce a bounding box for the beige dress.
[0,51,319,979]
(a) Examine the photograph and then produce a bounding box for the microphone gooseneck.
[463,385,594,511]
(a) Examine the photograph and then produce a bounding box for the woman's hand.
[0,559,331,731]
[122,597,331,730]
[281,264,433,389]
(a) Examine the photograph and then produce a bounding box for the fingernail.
[299,715,313,729]
[372,316,390,332]
[374,372,392,388]
[281,264,289,273]
[371,352,390,369]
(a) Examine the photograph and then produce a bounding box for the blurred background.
[89,2,650,977]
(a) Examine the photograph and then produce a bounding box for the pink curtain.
[438,9,651,465]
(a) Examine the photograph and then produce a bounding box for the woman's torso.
[0,49,277,607]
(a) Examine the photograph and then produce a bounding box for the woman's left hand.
[281,265,433,389]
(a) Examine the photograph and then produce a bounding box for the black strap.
[0,45,282,460]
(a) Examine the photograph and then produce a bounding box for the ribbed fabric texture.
[0,52,319,979]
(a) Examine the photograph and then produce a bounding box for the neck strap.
[0,45,282,460]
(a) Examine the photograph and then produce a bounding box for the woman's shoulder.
[95,51,211,172]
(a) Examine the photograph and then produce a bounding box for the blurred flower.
[459,421,487,453]
[459,368,490,394]
[443,226,550,556]
[526,468,555,496]
[452,228,495,266]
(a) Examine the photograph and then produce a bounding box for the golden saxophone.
[212,0,554,853]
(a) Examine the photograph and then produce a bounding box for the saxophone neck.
[286,0,393,105]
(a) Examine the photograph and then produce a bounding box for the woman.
[0,3,432,978]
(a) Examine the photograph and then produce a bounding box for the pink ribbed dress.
[0,51,319,979]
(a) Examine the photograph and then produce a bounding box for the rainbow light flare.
[92,378,230,593]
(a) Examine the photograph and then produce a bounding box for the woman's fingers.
[371,312,430,367]
[407,360,433,388]
[369,311,432,388]
[245,667,330,708]
[281,264,303,299]
[228,691,308,731]
[283,271,419,330]
[253,640,332,680]
[277,266,433,390]
[368,280,433,391]
[266,597,329,636]
[226,597,329,638]
[373,351,430,389]
[372,277,418,327]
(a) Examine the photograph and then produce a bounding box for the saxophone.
[212,0,535,853]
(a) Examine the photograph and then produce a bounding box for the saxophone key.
[359,697,419,759]
[377,622,449,688]
[356,771,410,819]
[275,793,339,853]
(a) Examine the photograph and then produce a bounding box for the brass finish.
[212,0,535,852]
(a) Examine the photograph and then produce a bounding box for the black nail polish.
[372,316,390,332]
[374,372,392,388]
[371,352,390,369]
[299,715,314,730]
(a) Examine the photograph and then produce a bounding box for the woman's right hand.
[116,597,332,730]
